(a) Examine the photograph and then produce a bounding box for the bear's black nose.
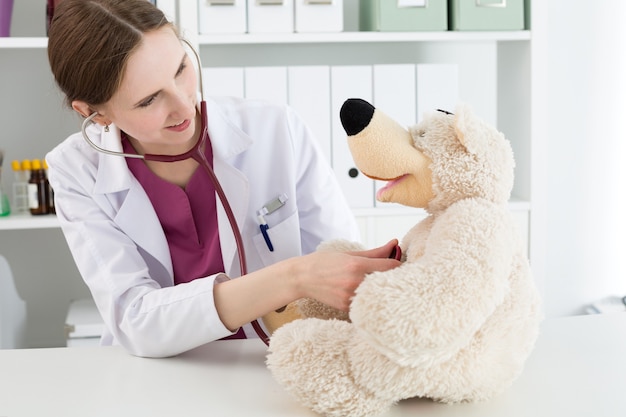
[340,98,375,136]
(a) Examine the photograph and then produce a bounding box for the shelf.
[0,213,59,230]
[0,31,530,50]
[0,37,48,48]
[353,199,530,218]
[0,200,529,231]
[198,31,530,45]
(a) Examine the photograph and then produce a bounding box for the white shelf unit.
[0,30,533,230]
[1,31,533,245]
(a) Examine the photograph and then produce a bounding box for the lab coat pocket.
[252,211,302,267]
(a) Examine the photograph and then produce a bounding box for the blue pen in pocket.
[256,193,288,252]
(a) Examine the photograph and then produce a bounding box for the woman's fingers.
[304,250,401,311]
[350,239,400,259]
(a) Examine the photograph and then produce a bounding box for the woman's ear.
[71,100,111,126]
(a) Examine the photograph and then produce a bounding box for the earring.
[104,124,110,133]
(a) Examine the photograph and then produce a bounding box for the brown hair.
[47,0,175,109]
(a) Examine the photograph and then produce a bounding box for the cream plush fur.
[266,99,542,417]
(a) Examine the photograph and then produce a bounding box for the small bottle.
[28,159,49,215]
[21,159,32,183]
[11,160,29,214]
[0,190,9,216]
[42,159,55,214]
[0,156,10,217]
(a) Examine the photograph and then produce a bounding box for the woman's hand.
[293,239,402,312]
[213,240,401,332]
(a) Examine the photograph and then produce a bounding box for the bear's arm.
[350,199,515,367]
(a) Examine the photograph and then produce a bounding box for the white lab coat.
[46,96,359,358]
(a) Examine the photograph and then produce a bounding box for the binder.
[360,0,447,32]
[198,0,247,34]
[449,0,525,31]
[201,67,245,98]
[294,0,343,33]
[247,0,295,33]
[371,212,427,247]
[416,64,459,122]
[244,66,288,105]
[178,0,199,45]
[373,64,417,129]
[287,66,333,162]
[372,64,417,208]
[330,65,375,208]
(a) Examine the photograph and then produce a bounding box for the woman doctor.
[45,0,400,358]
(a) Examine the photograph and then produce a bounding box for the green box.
[449,0,525,31]
[361,0,448,32]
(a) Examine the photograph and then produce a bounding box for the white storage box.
[294,0,343,33]
[65,298,105,348]
[198,0,247,34]
[248,0,294,33]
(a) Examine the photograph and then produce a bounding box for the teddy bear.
[265,98,543,417]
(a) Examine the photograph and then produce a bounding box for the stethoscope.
[80,40,271,346]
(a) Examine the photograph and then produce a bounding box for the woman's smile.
[167,119,191,132]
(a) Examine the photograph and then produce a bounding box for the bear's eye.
[436,109,454,116]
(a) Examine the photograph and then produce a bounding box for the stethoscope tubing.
[81,112,144,159]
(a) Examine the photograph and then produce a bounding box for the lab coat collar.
[203,98,252,277]
[92,123,133,195]
[203,97,253,160]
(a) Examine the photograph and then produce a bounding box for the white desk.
[0,313,625,417]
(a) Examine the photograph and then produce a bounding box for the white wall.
[541,1,626,317]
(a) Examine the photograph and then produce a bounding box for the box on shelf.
[65,298,104,348]
[198,0,247,34]
[294,0,343,33]
[360,0,447,32]
[449,0,525,31]
[248,0,294,33]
